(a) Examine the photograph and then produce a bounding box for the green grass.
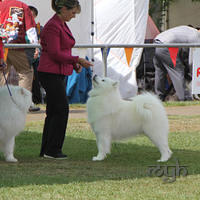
[38,104,87,111]
[163,100,200,107]
[40,100,200,110]
[36,100,200,112]
[0,114,200,199]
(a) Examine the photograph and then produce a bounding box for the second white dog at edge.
[86,75,172,162]
[0,85,32,162]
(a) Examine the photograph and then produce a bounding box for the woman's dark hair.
[51,0,80,13]
[29,6,38,17]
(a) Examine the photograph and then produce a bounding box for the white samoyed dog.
[0,85,32,162]
[87,75,172,162]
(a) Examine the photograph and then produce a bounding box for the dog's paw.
[92,156,105,161]
[157,159,166,162]
[157,157,170,162]
[5,156,18,162]
[157,151,173,162]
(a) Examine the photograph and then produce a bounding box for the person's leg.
[38,72,69,158]
[32,59,42,104]
[164,53,185,101]
[153,48,168,101]
[154,47,186,101]
[8,50,33,91]
[38,72,53,156]
[39,114,49,157]
[8,50,40,111]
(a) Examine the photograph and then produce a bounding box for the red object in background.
[0,37,4,59]
[168,47,179,67]
[145,16,160,40]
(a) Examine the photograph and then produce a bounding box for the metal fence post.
[102,47,108,77]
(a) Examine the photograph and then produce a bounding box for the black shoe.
[158,95,165,102]
[44,153,67,159]
[29,105,40,112]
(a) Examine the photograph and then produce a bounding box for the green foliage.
[149,0,198,30]
[149,0,171,30]
[164,100,200,107]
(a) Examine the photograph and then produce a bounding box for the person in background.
[153,25,200,101]
[38,0,93,159]
[0,0,40,112]
[27,5,44,104]
[0,37,7,71]
[0,37,5,70]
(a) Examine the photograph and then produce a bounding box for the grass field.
[0,103,200,199]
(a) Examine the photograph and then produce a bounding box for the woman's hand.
[78,58,93,68]
[34,48,40,59]
[74,64,82,73]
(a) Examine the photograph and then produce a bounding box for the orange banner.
[124,48,133,67]
[4,48,8,61]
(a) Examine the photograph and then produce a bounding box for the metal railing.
[4,43,200,76]
[5,43,200,48]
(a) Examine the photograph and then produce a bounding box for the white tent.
[71,0,150,98]
[21,0,150,99]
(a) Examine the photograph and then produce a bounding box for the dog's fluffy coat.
[87,75,172,162]
[0,85,32,162]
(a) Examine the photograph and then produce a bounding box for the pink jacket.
[38,14,79,75]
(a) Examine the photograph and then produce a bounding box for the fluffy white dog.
[87,75,172,162]
[0,85,32,162]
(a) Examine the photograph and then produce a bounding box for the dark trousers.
[32,59,42,104]
[153,47,186,101]
[38,72,69,156]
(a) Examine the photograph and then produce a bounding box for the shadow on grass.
[0,131,199,187]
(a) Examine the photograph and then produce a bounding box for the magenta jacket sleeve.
[38,14,79,75]
[42,23,79,65]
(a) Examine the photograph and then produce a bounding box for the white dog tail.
[134,93,164,121]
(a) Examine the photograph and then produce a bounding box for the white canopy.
[71,0,150,98]
[21,0,150,98]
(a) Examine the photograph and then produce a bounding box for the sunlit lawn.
[0,102,200,199]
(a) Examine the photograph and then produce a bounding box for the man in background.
[0,37,5,69]
[26,5,44,105]
[0,0,40,111]
[153,25,200,101]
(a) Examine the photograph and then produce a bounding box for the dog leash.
[1,46,15,102]
[1,46,13,97]
[1,68,25,112]
[1,63,12,96]
[1,61,24,112]
[1,44,25,111]
[2,65,15,102]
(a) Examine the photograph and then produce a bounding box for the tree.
[149,0,172,31]
[150,0,200,30]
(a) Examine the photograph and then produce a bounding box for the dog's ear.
[112,81,119,87]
